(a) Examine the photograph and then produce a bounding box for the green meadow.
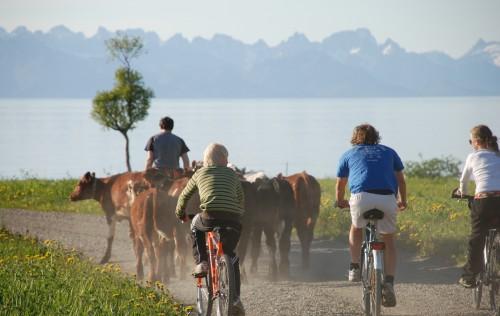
[0,228,188,316]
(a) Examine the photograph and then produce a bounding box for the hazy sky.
[1,0,500,58]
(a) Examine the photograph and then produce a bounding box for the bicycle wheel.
[216,254,237,316]
[489,237,498,312]
[196,274,213,316]
[473,274,483,309]
[369,262,383,316]
[360,244,370,316]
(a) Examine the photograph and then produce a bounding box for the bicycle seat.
[363,209,384,220]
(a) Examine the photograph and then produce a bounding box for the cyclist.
[144,116,191,175]
[335,124,407,308]
[175,143,245,315]
[457,125,500,288]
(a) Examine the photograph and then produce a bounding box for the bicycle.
[360,208,386,316]
[188,215,237,316]
[451,188,500,315]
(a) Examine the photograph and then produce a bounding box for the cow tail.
[301,172,319,228]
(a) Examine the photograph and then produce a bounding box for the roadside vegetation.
[0,228,188,315]
[0,177,101,214]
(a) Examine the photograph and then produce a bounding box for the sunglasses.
[469,139,472,145]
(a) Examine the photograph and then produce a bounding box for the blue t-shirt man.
[336,144,404,194]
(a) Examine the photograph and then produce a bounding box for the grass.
[0,228,189,316]
[0,178,101,214]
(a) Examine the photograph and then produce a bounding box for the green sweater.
[176,166,244,218]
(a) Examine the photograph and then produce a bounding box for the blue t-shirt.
[336,144,404,194]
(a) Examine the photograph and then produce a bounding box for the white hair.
[203,143,228,167]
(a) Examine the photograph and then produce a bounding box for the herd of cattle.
[69,164,321,284]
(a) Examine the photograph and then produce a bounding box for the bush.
[405,155,461,178]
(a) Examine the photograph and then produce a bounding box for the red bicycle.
[194,225,237,316]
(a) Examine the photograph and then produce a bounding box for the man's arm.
[395,171,407,210]
[335,177,349,208]
[181,152,190,170]
[145,151,154,170]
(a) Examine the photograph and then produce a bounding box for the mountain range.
[1,25,499,98]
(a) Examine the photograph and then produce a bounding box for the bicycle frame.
[361,216,385,316]
[206,231,224,296]
[196,228,238,316]
[368,224,385,271]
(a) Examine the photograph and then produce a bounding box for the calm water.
[0,98,499,179]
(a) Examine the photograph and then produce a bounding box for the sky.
[1,0,500,58]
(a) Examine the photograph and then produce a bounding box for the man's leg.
[349,225,363,264]
[382,233,396,278]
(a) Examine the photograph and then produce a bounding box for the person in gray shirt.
[145,116,190,172]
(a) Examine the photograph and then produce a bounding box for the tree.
[92,33,154,172]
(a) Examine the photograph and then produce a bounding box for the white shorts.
[349,192,398,234]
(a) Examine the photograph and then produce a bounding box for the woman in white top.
[458,124,500,288]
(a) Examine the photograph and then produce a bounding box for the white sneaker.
[192,261,208,277]
[348,267,361,282]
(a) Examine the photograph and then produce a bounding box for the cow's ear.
[91,172,95,179]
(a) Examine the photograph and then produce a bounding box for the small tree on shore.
[92,33,154,172]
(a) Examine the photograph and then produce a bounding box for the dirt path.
[0,208,492,315]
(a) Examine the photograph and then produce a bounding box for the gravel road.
[0,208,493,316]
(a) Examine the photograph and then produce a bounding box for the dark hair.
[351,124,381,145]
[471,125,499,152]
[159,117,174,130]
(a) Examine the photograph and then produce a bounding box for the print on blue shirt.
[336,144,404,194]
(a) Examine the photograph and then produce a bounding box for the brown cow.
[128,186,158,282]
[69,171,146,264]
[280,171,321,269]
[127,169,198,283]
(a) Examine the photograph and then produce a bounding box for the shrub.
[405,155,461,178]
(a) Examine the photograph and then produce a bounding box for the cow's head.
[70,171,96,201]
[255,176,281,210]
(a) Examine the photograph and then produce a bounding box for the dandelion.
[66,256,75,265]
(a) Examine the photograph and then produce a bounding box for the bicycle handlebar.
[450,188,474,201]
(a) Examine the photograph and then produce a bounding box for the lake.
[0,97,499,179]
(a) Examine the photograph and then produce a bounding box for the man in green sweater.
[176,143,245,314]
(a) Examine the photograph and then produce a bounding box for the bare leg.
[381,234,396,277]
[349,225,363,264]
